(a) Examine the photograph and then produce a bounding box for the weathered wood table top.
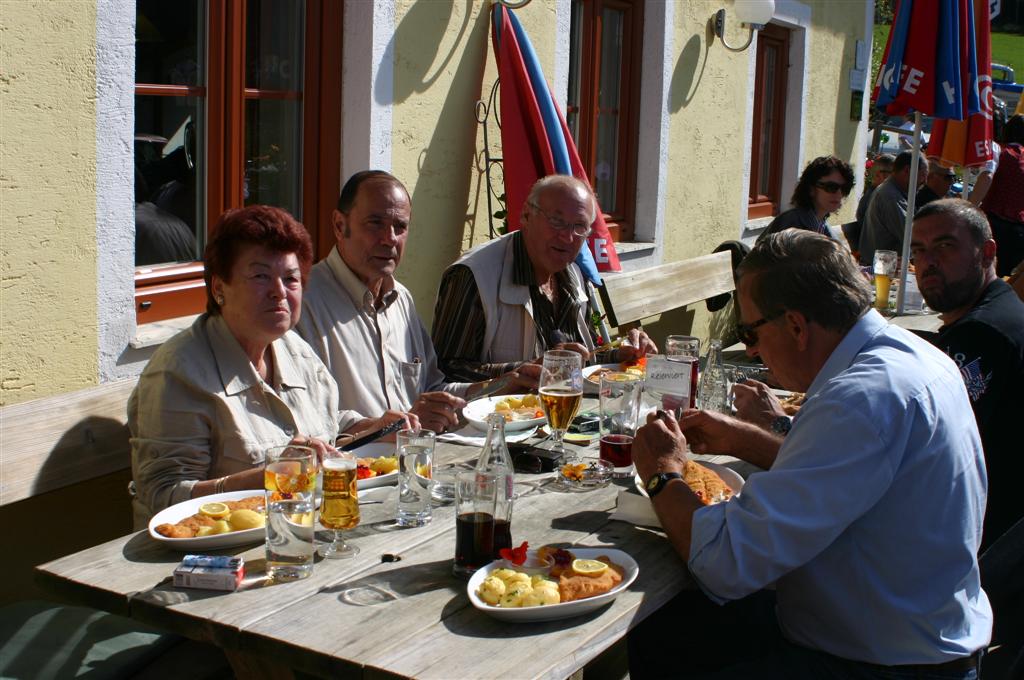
[37,430,746,680]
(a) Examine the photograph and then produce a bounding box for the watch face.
[646,476,660,492]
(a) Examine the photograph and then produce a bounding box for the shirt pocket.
[399,360,423,402]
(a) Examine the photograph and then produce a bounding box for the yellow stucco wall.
[1,1,100,406]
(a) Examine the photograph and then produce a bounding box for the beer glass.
[598,372,644,477]
[873,250,898,311]
[539,349,584,461]
[318,448,360,559]
[264,445,318,579]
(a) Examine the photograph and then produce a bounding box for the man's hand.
[632,410,689,484]
[410,391,466,433]
[677,409,745,456]
[732,379,786,430]
[505,363,542,393]
[617,328,658,363]
[552,342,592,362]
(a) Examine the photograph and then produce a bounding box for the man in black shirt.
[915,165,956,210]
[911,198,1024,550]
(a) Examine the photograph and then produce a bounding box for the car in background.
[993,63,1022,115]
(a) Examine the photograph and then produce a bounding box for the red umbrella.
[927,0,995,169]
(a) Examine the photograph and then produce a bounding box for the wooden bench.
[598,250,735,327]
[0,379,137,604]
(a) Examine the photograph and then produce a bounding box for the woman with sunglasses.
[758,156,855,243]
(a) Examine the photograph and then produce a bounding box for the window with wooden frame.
[133,0,342,324]
[566,0,643,242]
[748,23,790,220]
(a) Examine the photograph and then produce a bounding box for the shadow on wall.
[832,34,858,162]
[670,18,715,113]
[376,0,473,106]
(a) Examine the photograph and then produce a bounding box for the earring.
[216,295,225,306]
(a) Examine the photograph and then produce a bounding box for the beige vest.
[451,233,594,364]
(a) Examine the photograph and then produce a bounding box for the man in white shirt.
[629,229,991,678]
[297,171,536,433]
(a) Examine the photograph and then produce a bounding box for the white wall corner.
[95,0,140,382]
[342,0,395,180]
[627,0,673,270]
[553,0,571,111]
[773,0,811,220]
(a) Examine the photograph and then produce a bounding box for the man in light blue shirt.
[631,230,991,678]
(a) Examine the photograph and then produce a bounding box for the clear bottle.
[476,413,515,555]
[697,339,729,413]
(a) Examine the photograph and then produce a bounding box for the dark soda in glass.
[600,434,634,468]
[493,518,512,557]
[454,512,494,577]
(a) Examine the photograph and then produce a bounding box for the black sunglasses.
[815,180,851,196]
[736,311,784,346]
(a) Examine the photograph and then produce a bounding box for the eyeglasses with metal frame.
[527,201,592,238]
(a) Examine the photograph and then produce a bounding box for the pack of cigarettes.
[173,554,245,591]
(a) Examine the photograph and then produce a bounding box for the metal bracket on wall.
[476,78,506,240]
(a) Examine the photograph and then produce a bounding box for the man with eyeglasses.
[627,229,990,678]
[297,171,536,435]
[859,150,929,265]
[915,165,957,209]
[910,199,1024,551]
[432,174,655,383]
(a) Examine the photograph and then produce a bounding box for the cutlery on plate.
[339,419,406,451]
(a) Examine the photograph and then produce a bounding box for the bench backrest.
[0,379,136,506]
[598,251,735,327]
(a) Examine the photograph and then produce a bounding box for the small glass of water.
[396,429,435,527]
[264,444,318,581]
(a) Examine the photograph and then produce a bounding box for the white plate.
[633,460,745,499]
[582,363,622,394]
[350,442,400,489]
[463,394,546,432]
[148,489,267,551]
[467,548,639,622]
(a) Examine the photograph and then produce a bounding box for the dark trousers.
[987,212,1024,278]
[627,589,982,680]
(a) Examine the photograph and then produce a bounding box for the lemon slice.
[571,558,608,576]
[198,501,230,519]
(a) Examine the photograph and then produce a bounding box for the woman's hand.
[288,435,338,463]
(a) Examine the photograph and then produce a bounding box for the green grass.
[871,26,1024,87]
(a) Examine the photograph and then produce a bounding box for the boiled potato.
[478,576,506,605]
[208,520,231,535]
[521,394,539,407]
[499,583,532,608]
[228,509,265,530]
[491,568,518,582]
[522,587,560,607]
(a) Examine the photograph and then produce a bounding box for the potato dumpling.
[522,587,560,607]
[227,509,265,531]
[478,576,506,605]
[499,583,533,608]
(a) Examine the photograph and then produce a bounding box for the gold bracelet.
[214,475,228,494]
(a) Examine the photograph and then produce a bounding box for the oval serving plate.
[467,548,639,623]
[350,442,399,489]
[463,394,546,432]
[148,489,267,551]
[633,460,745,499]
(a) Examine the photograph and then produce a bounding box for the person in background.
[129,206,351,526]
[980,114,1024,277]
[628,229,990,678]
[842,153,894,258]
[910,198,1024,551]
[297,171,535,434]
[758,156,854,243]
[859,150,928,265]
[915,164,957,209]
[432,174,656,382]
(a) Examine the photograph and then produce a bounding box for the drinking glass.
[598,372,644,477]
[396,429,435,527]
[873,250,898,311]
[453,471,498,578]
[664,335,700,412]
[318,448,360,559]
[539,349,584,461]
[264,445,319,579]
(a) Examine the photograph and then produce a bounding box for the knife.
[338,419,406,451]
[472,374,515,401]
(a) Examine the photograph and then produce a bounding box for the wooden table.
[37,434,743,679]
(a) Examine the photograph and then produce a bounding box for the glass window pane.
[134,95,205,266]
[598,8,623,109]
[244,99,302,216]
[757,46,779,197]
[246,0,305,91]
[135,0,203,86]
[594,7,625,212]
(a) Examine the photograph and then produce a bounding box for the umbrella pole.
[896,111,923,316]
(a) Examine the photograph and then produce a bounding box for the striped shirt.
[431,231,614,382]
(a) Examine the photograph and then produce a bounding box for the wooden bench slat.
[599,251,734,326]
[0,380,136,505]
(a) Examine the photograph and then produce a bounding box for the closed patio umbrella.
[873,0,984,314]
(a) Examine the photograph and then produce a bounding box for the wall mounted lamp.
[714,1,775,52]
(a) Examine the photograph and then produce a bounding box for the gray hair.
[914,198,992,245]
[737,229,873,333]
[524,175,597,226]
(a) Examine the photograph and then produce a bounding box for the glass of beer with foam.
[318,448,360,559]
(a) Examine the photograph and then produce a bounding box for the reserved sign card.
[644,355,696,411]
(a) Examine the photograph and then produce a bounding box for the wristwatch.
[645,472,682,499]
[770,415,793,436]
